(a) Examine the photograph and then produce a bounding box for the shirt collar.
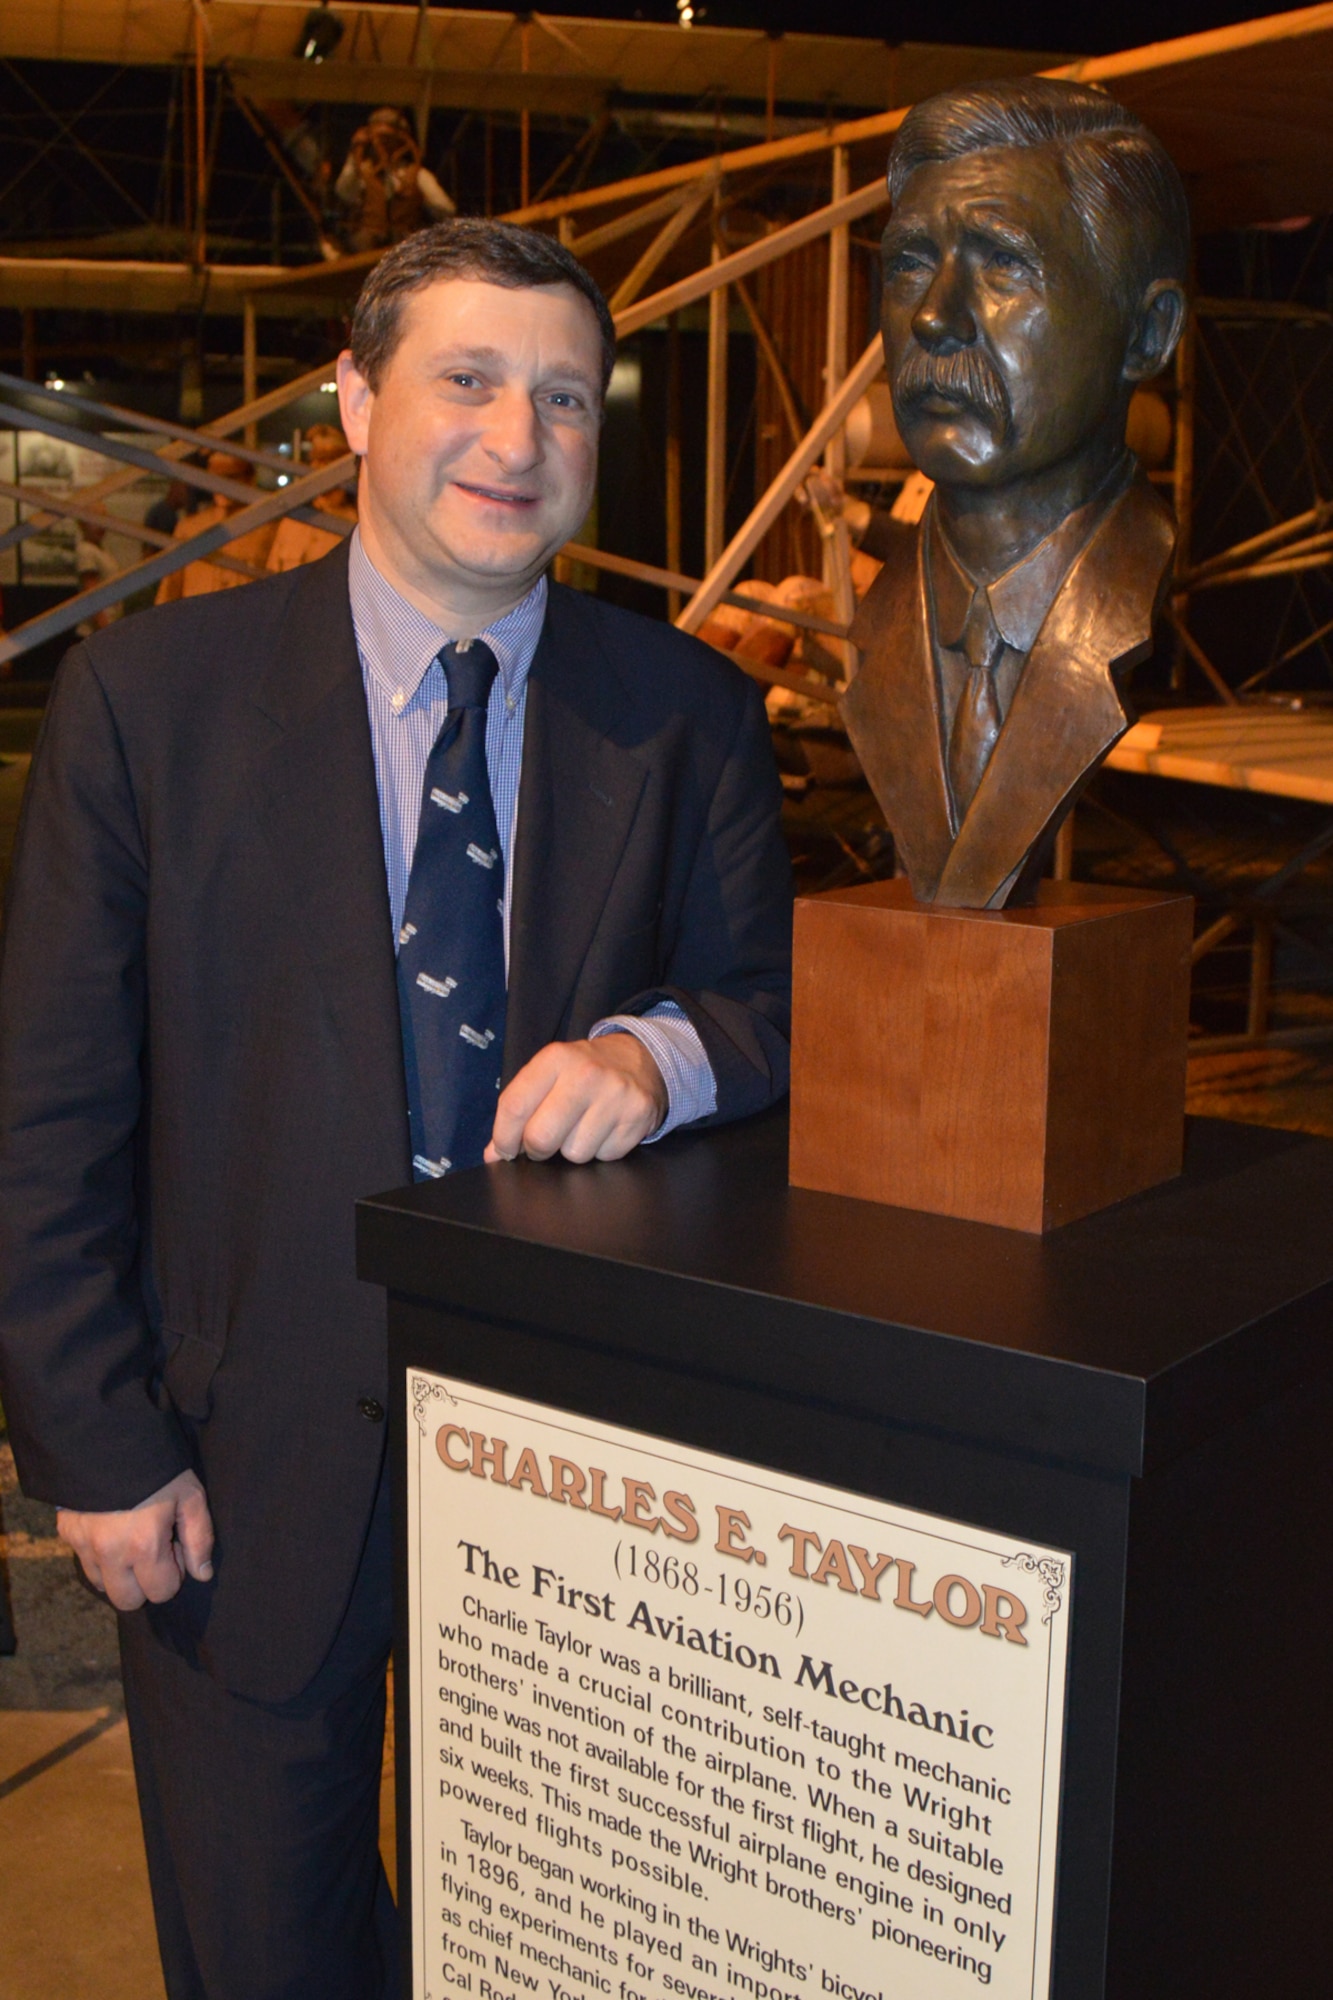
[347,527,547,709]
[929,453,1130,657]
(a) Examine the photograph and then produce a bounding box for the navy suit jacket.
[0,544,791,1700]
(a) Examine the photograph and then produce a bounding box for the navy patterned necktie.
[396,641,506,1180]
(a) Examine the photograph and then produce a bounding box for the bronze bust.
[842,78,1190,908]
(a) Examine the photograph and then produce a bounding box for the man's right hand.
[57,1469,215,1611]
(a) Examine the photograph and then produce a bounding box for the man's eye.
[888,251,928,275]
[447,373,482,390]
[989,250,1026,275]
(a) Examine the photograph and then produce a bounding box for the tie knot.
[442,640,499,713]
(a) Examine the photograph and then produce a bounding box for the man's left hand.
[485,1034,668,1165]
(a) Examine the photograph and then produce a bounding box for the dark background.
[518,1,1266,53]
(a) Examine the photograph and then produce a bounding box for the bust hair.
[348,217,618,395]
[886,77,1190,308]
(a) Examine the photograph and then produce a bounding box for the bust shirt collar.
[347,527,547,706]
[930,452,1132,656]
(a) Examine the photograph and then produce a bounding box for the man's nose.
[483,386,542,471]
[911,255,977,353]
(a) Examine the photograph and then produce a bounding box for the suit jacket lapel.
[504,583,649,1081]
[248,545,409,1175]
[936,474,1175,908]
[842,519,955,898]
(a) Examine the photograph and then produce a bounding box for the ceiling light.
[295,6,343,63]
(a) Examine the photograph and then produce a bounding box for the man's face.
[880,147,1131,490]
[338,277,603,602]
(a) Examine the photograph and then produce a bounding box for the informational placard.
[405,1374,1071,2000]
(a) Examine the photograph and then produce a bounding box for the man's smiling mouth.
[455,481,540,507]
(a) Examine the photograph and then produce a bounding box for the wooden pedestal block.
[789,878,1194,1231]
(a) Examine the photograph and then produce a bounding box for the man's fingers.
[67,1541,111,1601]
[134,1548,189,1605]
[175,1488,216,1582]
[489,1049,565,1160]
[66,1537,153,1613]
[541,1088,653,1165]
[54,1470,212,1613]
[73,1529,183,1609]
[100,1568,150,1616]
[58,1517,112,1601]
[593,1110,654,1162]
[494,1042,663,1164]
[512,1071,593,1161]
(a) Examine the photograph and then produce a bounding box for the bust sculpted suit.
[840,77,1191,908]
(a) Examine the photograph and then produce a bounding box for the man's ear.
[336,350,373,456]
[1123,279,1187,382]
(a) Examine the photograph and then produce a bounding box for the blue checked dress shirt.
[347,531,717,1141]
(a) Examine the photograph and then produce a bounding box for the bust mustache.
[893,342,1011,442]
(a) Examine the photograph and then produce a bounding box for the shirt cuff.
[589,1002,718,1141]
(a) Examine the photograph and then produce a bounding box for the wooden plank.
[558,542,851,639]
[1200,551,1333,585]
[823,147,851,487]
[734,277,802,446]
[1044,2,1333,86]
[665,314,682,622]
[676,333,884,635]
[612,179,889,339]
[607,173,717,314]
[822,146,857,679]
[1107,707,1333,805]
[242,298,258,449]
[704,245,729,571]
[1166,604,1239,704]
[228,58,608,119]
[1186,499,1333,583]
[567,185,701,260]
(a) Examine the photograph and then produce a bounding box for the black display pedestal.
[358,1109,1333,2000]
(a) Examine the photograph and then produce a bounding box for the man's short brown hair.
[348,218,617,395]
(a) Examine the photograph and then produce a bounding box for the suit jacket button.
[357,1397,385,1423]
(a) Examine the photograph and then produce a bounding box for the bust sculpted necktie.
[947,586,1004,825]
[396,641,507,1179]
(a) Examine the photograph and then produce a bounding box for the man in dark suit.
[841,78,1189,909]
[0,221,790,1998]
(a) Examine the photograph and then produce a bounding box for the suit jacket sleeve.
[0,647,191,1509]
[616,672,793,1125]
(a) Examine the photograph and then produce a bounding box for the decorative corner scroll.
[1002,1551,1068,1625]
[410,1374,458,1435]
